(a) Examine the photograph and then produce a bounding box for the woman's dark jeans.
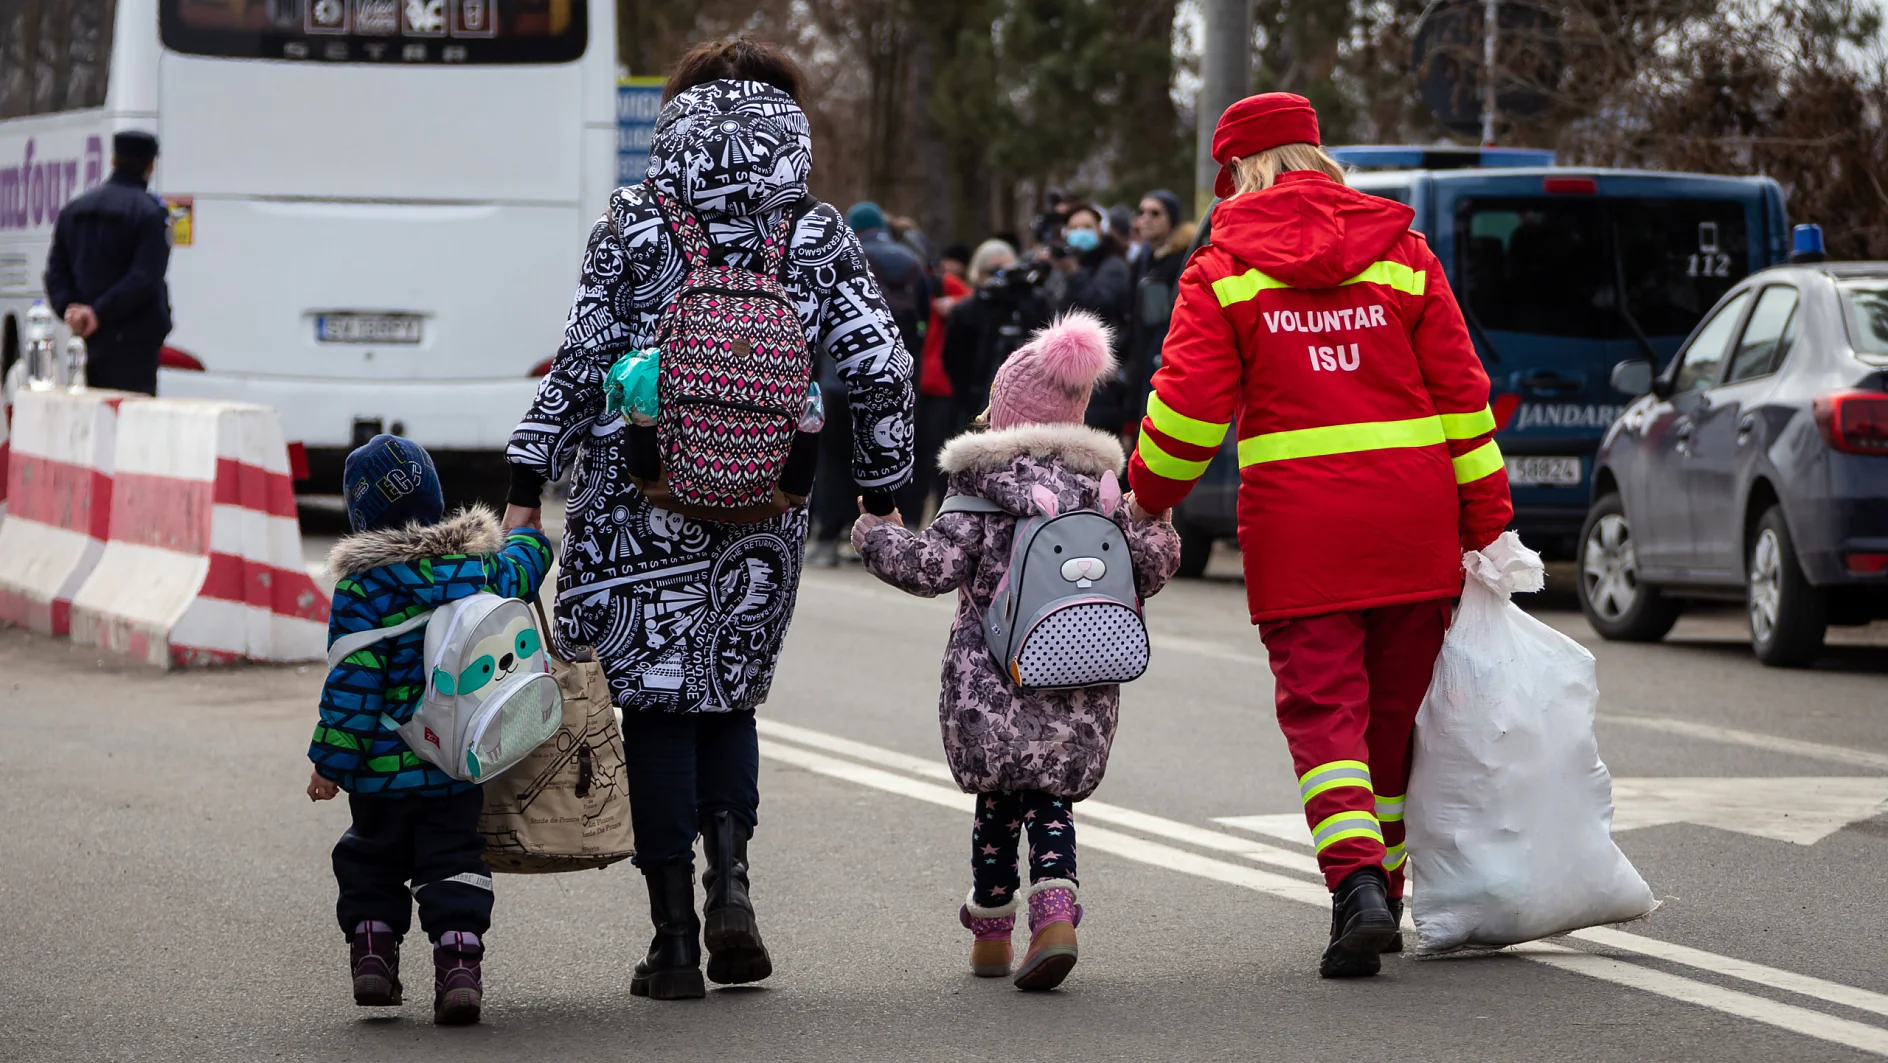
[619,708,760,869]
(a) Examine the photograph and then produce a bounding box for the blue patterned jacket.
[308,508,553,797]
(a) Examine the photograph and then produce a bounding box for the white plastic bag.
[1406,531,1656,953]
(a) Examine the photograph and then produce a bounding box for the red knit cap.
[1211,92,1322,198]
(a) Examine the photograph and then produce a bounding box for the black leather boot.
[1384,896,1405,954]
[700,809,773,985]
[1320,867,1397,979]
[631,863,705,1000]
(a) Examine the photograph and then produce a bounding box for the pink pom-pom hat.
[987,311,1117,430]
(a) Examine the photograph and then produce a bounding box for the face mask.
[1065,228,1101,253]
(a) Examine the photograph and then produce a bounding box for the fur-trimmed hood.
[327,506,505,578]
[938,423,1125,479]
[937,424,1127,519]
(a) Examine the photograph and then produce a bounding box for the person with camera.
[942,239,1054,425]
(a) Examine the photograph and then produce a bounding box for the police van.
[1168,146,1790,571]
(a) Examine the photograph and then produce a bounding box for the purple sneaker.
[433,931,483,1025]
[350,921,402,1007]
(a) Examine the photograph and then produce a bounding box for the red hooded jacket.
[1128,171,1512,622]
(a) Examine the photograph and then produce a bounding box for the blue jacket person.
[43,130,173,396]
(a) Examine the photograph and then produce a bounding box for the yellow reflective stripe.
[1136,433,1213,481]
[1298,760,1373,803]
[1146,393,1231,449]
[1374,793,1406,822]
[1342,260,1427,296]
[1453,440,1504,484]
[1239,415,1445,467]
[1211,268,1291,306]
[1439,406,1496,439]
[1382,843,1408,871]
[1311,810,1383,853]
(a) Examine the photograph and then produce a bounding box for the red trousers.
[1259,599,1449,894]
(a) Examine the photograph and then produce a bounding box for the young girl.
[852,312,1180,990]
[1126,93,1513,979]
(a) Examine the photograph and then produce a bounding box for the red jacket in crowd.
[1128,171,1513,622]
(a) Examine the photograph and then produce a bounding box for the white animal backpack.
[326,594,563,783]
[936,471,1152,690]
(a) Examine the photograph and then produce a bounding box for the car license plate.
[316,313,422,344]
[1505,456,1583,487]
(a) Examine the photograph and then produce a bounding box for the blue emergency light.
[1790,223,1826,263]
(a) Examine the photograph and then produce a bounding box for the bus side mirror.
[1610,359,1654,397]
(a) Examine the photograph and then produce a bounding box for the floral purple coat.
[854,423,1181,800]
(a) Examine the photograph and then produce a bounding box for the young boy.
[305,435,552,1024]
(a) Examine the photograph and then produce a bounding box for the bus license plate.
[1505,456,1583,487]
[316,313,422,344]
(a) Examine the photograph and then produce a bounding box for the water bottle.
[24,299,57,391]
[63,335,88,391]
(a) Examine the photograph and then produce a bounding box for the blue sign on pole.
[617,78,664,186]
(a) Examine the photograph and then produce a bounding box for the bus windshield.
[160,0,585,64]
[1457,197,1750,339]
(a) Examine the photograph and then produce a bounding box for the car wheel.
[1174,518,1214,579]
[1577,493,1680,641]
[1747,506,1827,668]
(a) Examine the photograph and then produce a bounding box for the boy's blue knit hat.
[343,434,444,533]
[845,201,886,233]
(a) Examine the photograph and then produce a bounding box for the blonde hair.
[968,238,1018,285]
[1231,143,1347,195]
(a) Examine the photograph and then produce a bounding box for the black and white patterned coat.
[508,79,915,713]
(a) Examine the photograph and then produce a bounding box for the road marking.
[1223,779,1888,848]
[1602,713,1888,774]
[760,720,1888,1053]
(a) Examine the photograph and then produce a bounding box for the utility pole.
[1481,0,1499,146]
[1195,0,1254,218]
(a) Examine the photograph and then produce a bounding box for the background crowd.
[806,189,1198,565]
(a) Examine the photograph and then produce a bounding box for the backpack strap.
[936,493,1005,516]
[325,610,434,671]
[648,184,713,271]
[762,193,821,279]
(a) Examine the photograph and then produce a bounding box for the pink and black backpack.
[640,189,817,521]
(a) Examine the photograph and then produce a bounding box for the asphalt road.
[2,523,1885,1062]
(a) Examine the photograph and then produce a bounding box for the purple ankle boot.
[433,931,483,1025]
[350,920,402,1007]
[1014,881,1082,991]
[959,894,1018,977]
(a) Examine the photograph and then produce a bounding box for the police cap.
[112,130,160,165]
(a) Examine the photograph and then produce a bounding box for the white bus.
[1,0,618,502]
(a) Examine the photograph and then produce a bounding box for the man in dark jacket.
[43,130,173,396]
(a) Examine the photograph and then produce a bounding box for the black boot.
[1320,867,1397,979]
[632,863,706,1000]
[700,809,773,985]
[1384,896,1404,954]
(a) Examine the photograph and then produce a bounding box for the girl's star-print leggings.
[970,790,1078,909]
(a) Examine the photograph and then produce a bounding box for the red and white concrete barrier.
[0,389,138,634]
[70,399,329,667]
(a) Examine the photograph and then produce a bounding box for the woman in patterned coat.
[502,39,915,1000]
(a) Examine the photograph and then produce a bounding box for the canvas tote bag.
[478,600,635,873]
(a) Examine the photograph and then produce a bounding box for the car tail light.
[1543,176,1598,195]
[159,345,204,371]
[1813,390,1888,455]
[1846,552,1888,575]
[529,357,554,377]
[286,441,310,481]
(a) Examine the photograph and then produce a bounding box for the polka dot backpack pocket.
[936,474,1151,691]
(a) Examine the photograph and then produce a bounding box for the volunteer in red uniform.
[1126,94,1513,978]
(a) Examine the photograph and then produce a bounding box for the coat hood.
[646,80,812,220]
[938,424,1126,517]
[327,506,504,577]
[1209,171,1415,289]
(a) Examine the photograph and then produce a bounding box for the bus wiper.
[1460,300,1502,364]
[1610,221,1661,365]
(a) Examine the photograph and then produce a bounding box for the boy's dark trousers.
[333,789,492,941]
